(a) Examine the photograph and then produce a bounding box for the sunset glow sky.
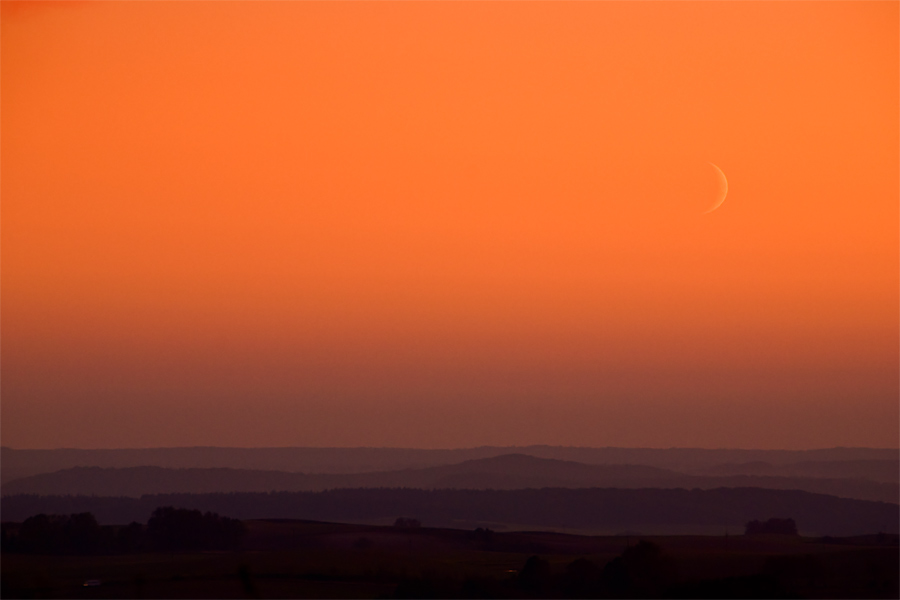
[2,1,897,449]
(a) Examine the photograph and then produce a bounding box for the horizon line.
[3,445,898,452]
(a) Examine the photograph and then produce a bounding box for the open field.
[3,519,897,599]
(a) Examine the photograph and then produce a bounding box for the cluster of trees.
[393,517,421,529]
[1,513,111,555]
[1,507,246,555]
[146,506,246,551]
[745,518,798,536]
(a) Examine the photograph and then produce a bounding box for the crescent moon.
[704,162,728,214]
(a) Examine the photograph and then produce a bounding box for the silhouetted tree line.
[820,532,899,545]
[1,507,245,555]
[469,527,495,541]
[3,486,897,536]
[393,543,668,598]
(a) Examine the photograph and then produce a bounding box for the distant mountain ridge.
[3,445,896,484]
[696,459,899,483]
[4,454,897,503]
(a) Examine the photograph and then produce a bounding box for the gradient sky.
[2,1,897,450]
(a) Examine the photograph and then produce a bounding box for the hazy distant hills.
[695,459,900,482]
[3,487,897,537]
[2,445,896,483]
[4,449,897,537]
[3,454,897,503]
[1,455,680,496]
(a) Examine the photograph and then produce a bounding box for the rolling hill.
[3,445,896,483]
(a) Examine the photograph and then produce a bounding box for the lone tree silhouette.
[393,517,421,529]
[745,518,798,535]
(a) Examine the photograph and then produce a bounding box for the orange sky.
[2,1,897,449]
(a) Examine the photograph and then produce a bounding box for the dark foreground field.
[2,519,897,599]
